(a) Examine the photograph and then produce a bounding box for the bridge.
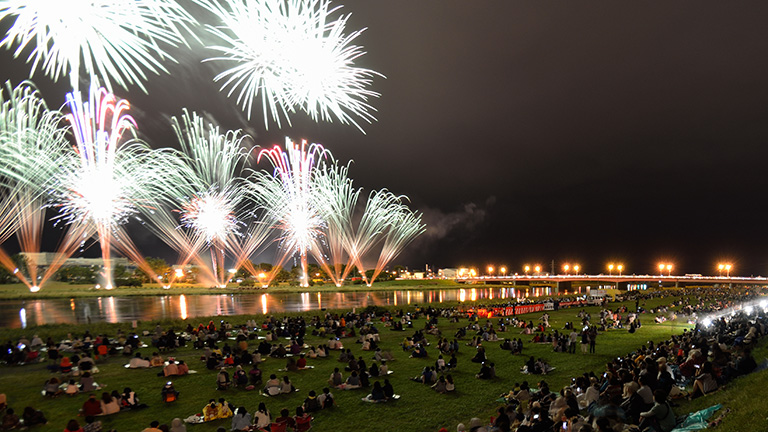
[459,274,768,293]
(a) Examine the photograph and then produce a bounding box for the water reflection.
[3,285,578,328]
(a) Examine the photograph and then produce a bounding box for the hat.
[469,418,483,429]
[456,424,466,432]
[656,357,667,363]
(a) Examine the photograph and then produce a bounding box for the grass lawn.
[0,279,464,300]
[0,293,765,432]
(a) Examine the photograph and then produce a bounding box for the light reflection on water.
[1,285,588,328]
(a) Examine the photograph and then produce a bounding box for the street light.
[718,263,725,276]
[534,265,541,274]
[666,264,673,276]
[487,266,494,275]
[563,264,570,274]
[725,264,732,277]
[608,263,614,275]
[500,266,507,277]
[524,265,530,275]
[617,264,624,276]
[573,264,580,274]
[658,263,665,276]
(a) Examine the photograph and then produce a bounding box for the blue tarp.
[670,404,722,432]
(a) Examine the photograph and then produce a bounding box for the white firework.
[196,0,381,132]
[0,0,194,92]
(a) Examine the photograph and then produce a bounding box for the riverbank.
[0,279,468,300]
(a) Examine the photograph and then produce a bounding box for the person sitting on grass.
[82,416,101,432]
[280,376,295,393]
[343,371,361,390]
[303,390,321,413]
[445,375,456,392]
[363,381,387,403]
[121,387,140,410]
[161,382,179,403]
[63,419,82,432]
[203,400,218,421]
[21,406,46,427]
[81,394,102,417]
[65,379,79,396]
[294,407,312,432]
[150,352,164,368]
[296,353,307,369]
[329,368,343,388]
[79,372,98,392]
[128,353,150,369]
[274,408,296,430]
[233,365,248,388]
[432,375,448,393]
[383,379,395,399]
[263,374,281,396]
[176,360,189,376]
[216,398,234,418]
[253,403,271,430]
[318,388,335,409]
[1,408,20,431]
[100,391,121,414]
[230,407,251,431]
[216,368,231,390]
[43,377,63,397]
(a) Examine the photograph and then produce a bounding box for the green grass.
[0,293,764,432]
[0,279,465,300]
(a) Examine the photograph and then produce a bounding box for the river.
[0,286,579,328]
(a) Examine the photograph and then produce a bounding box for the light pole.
[725,264,732,277]
[534,265,541,275]
[658,263,665,276]
[524,265,530,275]
[666,264,673,276]
[487,266,494,276]
[608,263,614,276]
[573,264,580,275]
[563,264,570,275]
[617,264,624,276]
[500,266,507,277]
[718,264,725,277]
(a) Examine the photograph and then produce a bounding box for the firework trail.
[254,138,333,287]
[51,82,158,289]
[0,0,194,92]
[0,81,68,290]
[195,0,381,132]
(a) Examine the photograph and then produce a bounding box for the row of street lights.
[474,262,736,277]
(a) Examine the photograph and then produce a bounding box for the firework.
[0,0,194,92]
[369,203,425,285]
[137,110,252,287]
[0,81,68,290]
[195,0,381,132]
[50,82,158,289]
[254,138,330,286]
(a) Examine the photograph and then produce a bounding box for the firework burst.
[195,0,381,132]
[0,0,194,92]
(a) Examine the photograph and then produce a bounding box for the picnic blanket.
[671,404,722,432]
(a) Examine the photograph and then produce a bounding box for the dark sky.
[3,2,768,276]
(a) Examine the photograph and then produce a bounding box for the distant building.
[19,252,137,270]
[439,268,458,279]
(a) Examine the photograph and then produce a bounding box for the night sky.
[3,2,768,276]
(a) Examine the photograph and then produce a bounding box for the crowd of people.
[0,288,764,432]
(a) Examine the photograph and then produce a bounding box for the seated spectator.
[81,394,102,417]
[60,357,73,374]
[21,406,46,427]
[293,407,312,432]
[445,375,456,392]
[231,407,251,431]
[280,376,295,393]
[203,401,218,422]
[274,408,296,430]
[249,364,262,385]
[253,403,271,430]
[343,371,361,390]
[100,392,120,415]
[263,374,281,396]
[176,360,189,375]
[302,390,321,413]
[63,419,83,432]
[216,368,231,390]
[432,375,448,393]
[163,360,179,377]
[43,378,63,397]
[162,382,179,403]
[233,365,248,388]
[65,379,79,396]
[128,353,150,369]
[121,388,139,409]
[317,388,335,409]
[150,353,164,367]
[690,362,718,398]
[1,408,20,431]
[82,416,101,432]
[639,390,676,432]
[79,372,98,392]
